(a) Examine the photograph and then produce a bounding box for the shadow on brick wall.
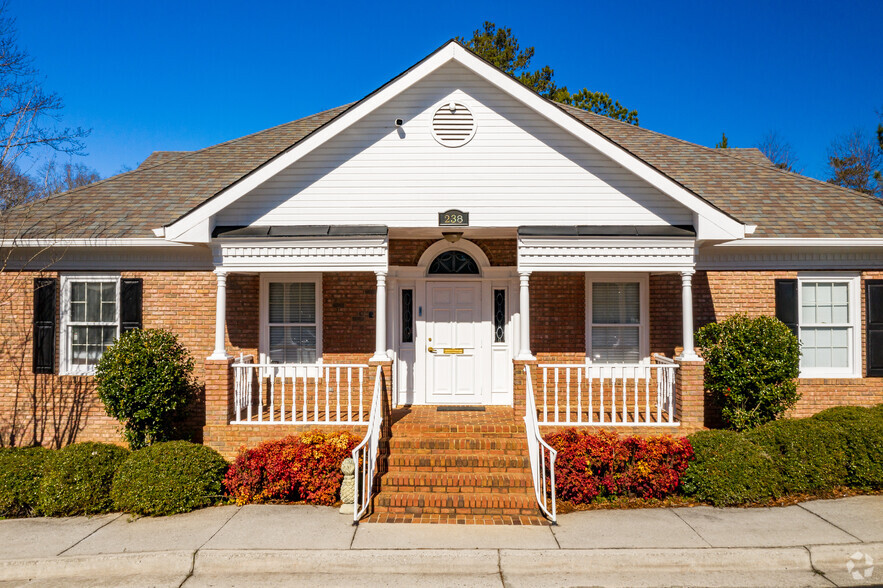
[1,375,96,448]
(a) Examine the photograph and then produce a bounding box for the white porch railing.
[232,357,371,425]
[536,356,678,426]
[524,365,557,523]
[352,367,384,523]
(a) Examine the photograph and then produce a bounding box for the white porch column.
[516,271,535,360]
[208,268,231,360]
[371,270,390,362]
[675,269,700,361]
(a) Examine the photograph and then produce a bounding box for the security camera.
[395,119,403,127]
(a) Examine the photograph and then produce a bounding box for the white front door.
[425,281,483,404]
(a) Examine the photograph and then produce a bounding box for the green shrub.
[38,442,129,516]
[96,329,197,449]
[695,314,800,431]
[680,430,782,506]
[112,441,228,516]
[0,447,50,517]
[811,406,876,423]
[811,406,883,490]
[746,419,848,494]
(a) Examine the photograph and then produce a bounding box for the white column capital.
[214,267,228,279]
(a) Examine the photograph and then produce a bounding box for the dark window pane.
[494,289,505,343]
[401,289,413,343]
[428,251,479,275]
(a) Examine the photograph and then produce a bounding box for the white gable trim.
[161,42,746,243]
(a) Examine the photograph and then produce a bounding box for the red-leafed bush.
[224,431,361,506]
[545,429,693,503]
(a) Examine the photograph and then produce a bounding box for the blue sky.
[11,0,883,181]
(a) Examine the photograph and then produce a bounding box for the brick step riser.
[373,505,539,517]
[390,427,527,435]
[385,439,529,451]
[379,480,533,491]
[387,455,529,468]
[374,493,535,509]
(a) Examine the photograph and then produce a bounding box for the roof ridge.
[557,103,883,206]
[5,103,356,214]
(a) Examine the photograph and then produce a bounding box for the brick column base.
[204,358,235,427]
[513,359,539,418]
[675,358,706,433]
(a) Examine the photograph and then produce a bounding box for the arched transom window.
[428,251,480,275]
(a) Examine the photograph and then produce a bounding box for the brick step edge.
[381,472,533,487]
[374,491,536,509]
[386,455,530,472]
[385,439,529,450]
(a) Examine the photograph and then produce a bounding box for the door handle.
[428,347,436,353]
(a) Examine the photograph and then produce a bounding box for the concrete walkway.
[0,496,879,587]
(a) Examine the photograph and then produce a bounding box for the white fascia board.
[715,238,883,247]
[162,45,459,242]
[0,238,192,248]
[446,44,746,240]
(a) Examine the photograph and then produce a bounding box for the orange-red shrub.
[224,431,361,506]
[545,429,693,502]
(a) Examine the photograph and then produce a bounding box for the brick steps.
[373,491,538,516]
[380,472,533,493]
[385,437,528,452]
[368,406,541,524]
[387,454,529,472]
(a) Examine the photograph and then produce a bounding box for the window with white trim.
[261,275,322,364]
[797,274,860,377]
[60,274,120,375]
[586,275,648,364]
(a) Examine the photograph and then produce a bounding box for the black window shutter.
[33,278,57,374]
[120,278,143,333]
[775,279,799,336]
[867,280,883,377]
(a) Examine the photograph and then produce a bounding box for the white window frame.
[259,273,323,365]
[59,273,121,376]
[796,272,861,379]
[585,273,650,365]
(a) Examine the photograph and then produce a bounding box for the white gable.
[216,62,691,229]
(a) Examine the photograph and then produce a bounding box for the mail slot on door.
[443,348,464,354]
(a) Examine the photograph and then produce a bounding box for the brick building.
[1,41,881,522]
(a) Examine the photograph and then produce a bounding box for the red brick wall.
[323,272,374,363]
[0,270,381,448]
[388,239,516,267]
[649,270,883,416]
[529,272,586,362]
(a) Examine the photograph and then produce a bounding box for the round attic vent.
[431,102,476,147]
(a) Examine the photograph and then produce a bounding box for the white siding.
[217,62,691,228]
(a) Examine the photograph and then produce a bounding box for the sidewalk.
[0,495,879,587]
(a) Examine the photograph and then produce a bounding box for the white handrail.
[231,362,369,425]
[536,362,678,426]
[524,365,557,523]
[352,367,384,523]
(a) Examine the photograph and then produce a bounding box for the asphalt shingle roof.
[558,104,883,238]
[3,95,881,240]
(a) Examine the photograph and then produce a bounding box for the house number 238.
[438,209,468,226]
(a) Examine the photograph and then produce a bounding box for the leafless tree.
[827,128,883,198]
[37,160,100,198]
[0,2,97,446]
[756,131,800,172]
[0,2,90,210]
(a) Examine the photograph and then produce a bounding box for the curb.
[0,550,194,581]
